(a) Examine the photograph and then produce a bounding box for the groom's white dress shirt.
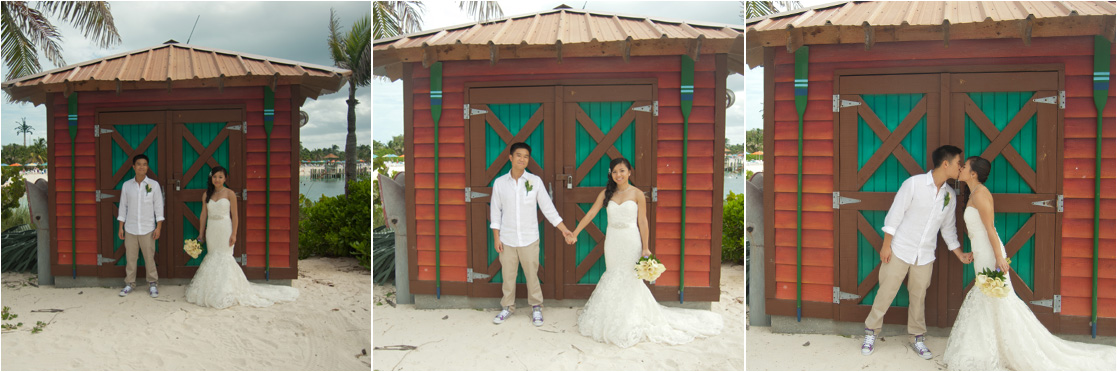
[881,171,962,266]
[490,171,563,247]
[117,177,165,235]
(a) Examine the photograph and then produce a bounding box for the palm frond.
[391,1,424,35]
[2,4,43,81]
[373,2,400,40]
[3,1,65,69]
[36,1,120,48]
[458,1,503,23]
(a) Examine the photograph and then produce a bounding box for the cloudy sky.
[1,1,371,151]
[372,1,746,145]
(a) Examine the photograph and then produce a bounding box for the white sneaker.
[119,284,133,297]
[910,335,932,360]
[149,283,158,298]
[493,308,511,324]
[531,306,543,327]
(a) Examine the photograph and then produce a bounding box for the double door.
[465,85,655,300]
[96,109,246,279]
[835,71,1061,330]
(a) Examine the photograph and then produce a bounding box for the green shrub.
[745,154,764,162]
[299,177,372,264]
[722,191,744,263]
[746,169,754,181]
[1,167,26,221]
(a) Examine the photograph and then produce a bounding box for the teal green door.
[467,86,557,299]
[169,110,245,278]
[836,74,943,324]
[947,72,1059,330]
[97,111,167,278]
[559,85,654,299]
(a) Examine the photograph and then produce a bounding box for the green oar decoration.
[69,93,78,279]
[679,55,694,304]
[794,46,809,322]
[431,62,443,299]
[264,87,275,280]
[1090,35,1109,338]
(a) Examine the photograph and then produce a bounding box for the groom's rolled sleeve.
[117,185,130,223]
[881,178,914,236]
[152,182,165,223]
[536,179,563,227]
[940,194,961,251]
[489,180,503,229]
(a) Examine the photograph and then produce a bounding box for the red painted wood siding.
[407,55,722,287]
[768,36,1117,317]
[50,86,298,271]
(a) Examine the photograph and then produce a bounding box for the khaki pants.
[864,257,933,341]
[498,240,543,311]
[124,231,158,286]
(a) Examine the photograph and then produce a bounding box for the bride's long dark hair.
[604,157,633,204]
[206,166,229,201]
[959,156,991,208]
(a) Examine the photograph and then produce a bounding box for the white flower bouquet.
[975,267,1009,298]
[184,239,203,259]
[635,255,667,282]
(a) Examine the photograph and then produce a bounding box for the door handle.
[565,174,573,189]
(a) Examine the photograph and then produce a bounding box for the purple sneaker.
[119,284,133,297]
[531,306,543,326]
[861,329,876,356]
[493,307,511,324]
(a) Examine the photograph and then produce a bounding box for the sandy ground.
[373,263,745,371]
[745,313,951,371]
[0,257,371,370]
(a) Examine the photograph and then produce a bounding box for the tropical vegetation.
[1,1,120,89]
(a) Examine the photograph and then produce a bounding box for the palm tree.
[373,1,504,40]
[745,1,802,19]
[14,117,33,147]
[328,9,371,195]
[1,1,121,84]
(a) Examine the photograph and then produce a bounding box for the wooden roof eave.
[745,13,1117,68]
[373,36,745,78]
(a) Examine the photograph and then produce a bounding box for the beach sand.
[745,316,950,371]
[373,262,745,371]
[0,257,371,370]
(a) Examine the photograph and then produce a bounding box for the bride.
[186,166,299,309]
[567,158,722,348]
[944,156,1115,370]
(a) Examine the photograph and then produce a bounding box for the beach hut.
[1,41,350,285]
[374,6,743,307]
[747,1,1116,336]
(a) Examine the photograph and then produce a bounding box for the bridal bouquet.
[184,239,203,259]
[975,267,1009,298]
[635,255,667,282]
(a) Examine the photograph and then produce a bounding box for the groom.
[861,145,973,359]
[489,142,574,326]
[116,154,164,298]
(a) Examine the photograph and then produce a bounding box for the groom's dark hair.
[509,142,531,156]
[931,145,963,169]
[132,154,149,165]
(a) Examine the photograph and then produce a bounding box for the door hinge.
[466,268,491,283]
[1033,95,1057,105]
[1059,90,1066,109]
[464,187,490,202]
[94,125,114,137]
[651,187,658,202]
[834,287,862,303]
[95,190,116,202]
[834,95,861,112]
[833,192,862,209]
[464,104,488,119]
[1030,295,1061,313]
[633,101,658,116]
[1032,195,1063,212]
[234,254,247,266]
[227,122,247,133]
[96,254,117,266]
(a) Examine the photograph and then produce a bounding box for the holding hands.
[955,250,974,264]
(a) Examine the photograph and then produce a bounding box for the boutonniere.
[524,180,533,195]
[942,193,950,211]
[145,184,152,193]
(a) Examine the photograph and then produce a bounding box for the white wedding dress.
[577,200,723,348]
[944,206,1116,370]
[185,198,299,309]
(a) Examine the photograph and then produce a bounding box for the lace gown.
[185,198,299,309]
[944,206,1116,370]
[577,200,723,348]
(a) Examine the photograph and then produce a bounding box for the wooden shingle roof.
[374,8,745,81]
[746,1,1116,68]
[2,41,353,106]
